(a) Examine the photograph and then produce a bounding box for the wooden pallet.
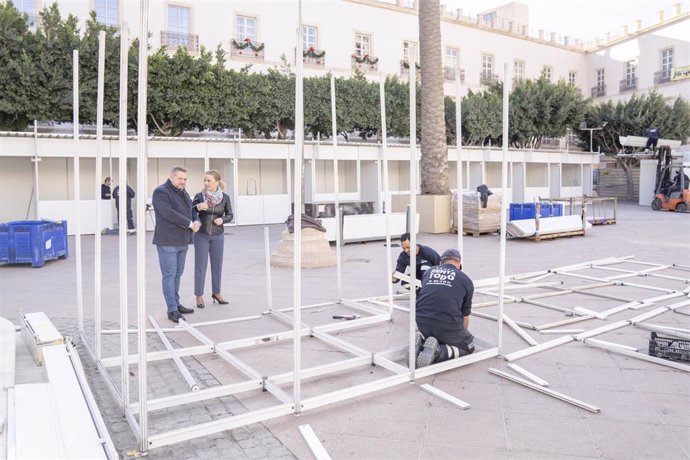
[462,230,499,237]
[526,230,585,241]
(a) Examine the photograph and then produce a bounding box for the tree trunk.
[419,0,449,195]
[617,158,635,201]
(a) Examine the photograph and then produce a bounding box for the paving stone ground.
[51,318,295,459]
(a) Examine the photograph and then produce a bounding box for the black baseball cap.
[441,249,462,262]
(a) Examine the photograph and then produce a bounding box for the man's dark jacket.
[152,179,194,246]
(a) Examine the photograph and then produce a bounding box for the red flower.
[308,46,315,52]
[364,54,369,59]
[244,37,251,42]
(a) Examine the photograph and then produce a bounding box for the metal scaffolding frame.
[68,2,690,455]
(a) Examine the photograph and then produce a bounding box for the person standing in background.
[113,183,136,232]
[192,170,234,309]
[101,177,111,199]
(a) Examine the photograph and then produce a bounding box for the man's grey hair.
[170,166,188,176]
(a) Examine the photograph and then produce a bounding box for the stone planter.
[270,228,336,268]
[391,194,452,234]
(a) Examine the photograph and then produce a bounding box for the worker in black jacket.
[392,232,440,289]
[413,249,475,368]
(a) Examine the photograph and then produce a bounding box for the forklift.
[651,146,690,212]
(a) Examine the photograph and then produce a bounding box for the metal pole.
[329,76,342,299]
[497,63,509,353]
[73,50,84,336]
[455,71,463,257]
[408,44,417,377]
[136,1,150,451]
[379,75,393,312]
[293,0,304,415]
[264,226,273,309]
[32,120,40,218]
[117,22,130,418]
[95,30,106,360]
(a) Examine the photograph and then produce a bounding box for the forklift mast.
[653,146,672,194]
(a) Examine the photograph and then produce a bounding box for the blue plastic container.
[0,220,68,267]
[509,203,564,221]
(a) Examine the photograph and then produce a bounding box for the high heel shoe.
[196,296,205,309]
[211,293,229,305]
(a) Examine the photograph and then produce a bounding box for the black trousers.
[417,318,475,363]
[116,204,135,229]
[645,138,658,150]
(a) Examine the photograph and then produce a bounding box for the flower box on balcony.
[303,47,326,66]
[352,54,379,72]
[231,38,265,59]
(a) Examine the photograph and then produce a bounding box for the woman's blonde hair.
[204,169,225,191]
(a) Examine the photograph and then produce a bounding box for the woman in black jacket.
[192,169,233,308]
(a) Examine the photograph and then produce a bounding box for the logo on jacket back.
[427,266,456,287]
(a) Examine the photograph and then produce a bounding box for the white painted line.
[298,424,332,460]
[420,384,471,409]
[508,364,549,386]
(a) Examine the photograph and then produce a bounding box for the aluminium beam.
[504,336,575,362]
[633,323,690,341]
[420,384,470,409]
[507,363,549,386]
[584,338,690,372]
[299,425,332,460]
[101,344,212,368]
[414,348,500,379]
[574,320,631,341]
[538,329,585,335]
[489,368,601,413]
[629,306,674,324]
[472,311,536,329]
[520,298,583,316]
[503,314,539,346]
[150,317,199,392]
[535,314,596,331]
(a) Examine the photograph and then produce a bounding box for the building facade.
[1,0,688,227]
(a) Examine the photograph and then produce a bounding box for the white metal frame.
[74,5,690,454]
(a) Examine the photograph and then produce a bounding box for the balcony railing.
[619,78,637,92]
[479,72,499,85]
[591,85,606,98]
[654,70,672,85]
[230,39,265,60]
[443,67,465,82]
[400,59,420,76]
[302,48,326,66]
[161,31,199,54]
[351,55,379,73]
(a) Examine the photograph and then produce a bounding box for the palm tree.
[418,0,450,195]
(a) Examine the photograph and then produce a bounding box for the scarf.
[203,188,224,208]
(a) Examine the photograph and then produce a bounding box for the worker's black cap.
[441,249,462,262]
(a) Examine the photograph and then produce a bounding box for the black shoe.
[404,331,425,366]
[211,294,229,305]
[416,336,440,368]
[168,311,184,323]
[196,296,205,309]
[178,305,194,314]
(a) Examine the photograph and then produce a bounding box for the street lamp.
[579,121,608,153]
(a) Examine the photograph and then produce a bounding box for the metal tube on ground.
[584,338,690,372]
[379,75,394,314]
[497,62,509,353]
[504,314,539,346]
[150,317,200,392]
[507,363,549,386]
[504,335,575,362]
[489,368,600,413]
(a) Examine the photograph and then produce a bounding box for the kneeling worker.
[392,232,440,289]
[413,248,475,367]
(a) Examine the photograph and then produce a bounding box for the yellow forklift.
[651,146,690,212]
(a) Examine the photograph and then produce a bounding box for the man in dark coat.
[152,166,200,323]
